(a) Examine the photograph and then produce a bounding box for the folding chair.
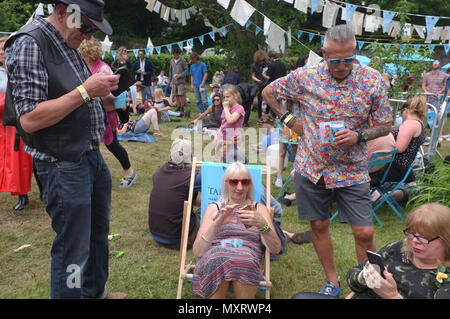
[330,149,398,228]
[276,140,298,200]
[371,151,421,222]
[177,158,273,299]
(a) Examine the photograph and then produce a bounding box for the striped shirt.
[5,16,106,162]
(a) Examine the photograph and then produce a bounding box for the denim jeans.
[35,150,111,299]
[194,85,208,113]
[142,85,152,103]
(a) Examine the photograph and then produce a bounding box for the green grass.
[1,93,449,299]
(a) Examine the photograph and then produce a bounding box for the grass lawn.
[1,92,449,299]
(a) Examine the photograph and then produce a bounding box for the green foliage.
[407,159,450,209]
[0,0,35,32]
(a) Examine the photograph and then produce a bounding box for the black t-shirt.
[251,62,268,88]
[148,162,198,239]
[266,60,287,83]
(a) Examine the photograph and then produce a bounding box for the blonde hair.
[154,88,165,101]
[402,203,450,266]
[403,95,427,120]
[220,162,254,204]
[222,85,242,105]
[78,38,103,63]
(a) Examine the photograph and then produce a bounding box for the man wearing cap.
[4,0,126,299]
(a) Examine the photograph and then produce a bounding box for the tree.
[0,0,34,32]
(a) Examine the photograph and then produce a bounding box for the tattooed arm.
[334,123,391,147]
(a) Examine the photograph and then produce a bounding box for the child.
[214,85,246,163]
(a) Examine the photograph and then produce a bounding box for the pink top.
[219,104,245,141]
[90,59,119,146]
[423,71,448,95]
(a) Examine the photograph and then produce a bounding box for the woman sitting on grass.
[192,162,281,299]
[346,202,450,299]
[118,99,166,136]
[189,93,223,129]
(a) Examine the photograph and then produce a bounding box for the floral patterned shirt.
[268,61,392,188]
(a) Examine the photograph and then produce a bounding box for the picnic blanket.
[117,132,157,143]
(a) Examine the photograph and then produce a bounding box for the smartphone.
[366,250,386,278]
[111,67,135,97]
[239,204,253,228]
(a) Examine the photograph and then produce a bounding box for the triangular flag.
[187,38,194,47]
[294,0,309,14]
[47,4,54,15]
[146,0,156,12]
[255,26,262,35]
[166,44,172,54]
[144,48,150,57]
[444,44,449,55]
[177,41,184,50]
[36,3,45,16]
[230,0,256,27]
[155,46,161,56]
[358,41,364,51]
[311,0,322,14]
[146,37,153,49]
[217,0,231,9]
[308,33,315,42]
[219,27,227,37]
[297,30,303,40]
[413,44,421,51]
[209,32,215,42]
[133,49,139,59]
[102,51,106,60]
[428,44,436,52]
[382,10,396,33]
[198,35,204,45]
[425,16,439,35]
[320,35,324,45]
[153,1,161,13]
[245,20,252,29]
[111,50,117,61]
[345,4,357,24]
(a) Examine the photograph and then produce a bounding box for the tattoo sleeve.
[366,123,392,141]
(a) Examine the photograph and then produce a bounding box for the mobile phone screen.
[366,250,386,278]
[111,67,135,97]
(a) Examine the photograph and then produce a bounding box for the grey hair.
[220,162,254,204]
[323,24,356,51]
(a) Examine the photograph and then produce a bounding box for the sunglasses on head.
[226,178,252,187]
[326,55,356,65]
[79,20,98,34]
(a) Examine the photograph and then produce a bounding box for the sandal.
[290,231,312,245]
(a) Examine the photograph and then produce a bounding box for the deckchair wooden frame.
[177,157,273,299]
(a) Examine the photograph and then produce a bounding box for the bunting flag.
[166,43,172,53]
[187,38,194,47]
[198,35,205,45]
[155,46,161,56]
[177,41,184,51]
[255,25,262,35]
[382,10,396,33]
[294,0,309,14]
[357,41,364,51]
[308,33,315,42]
[311,0,322,14]
[413,44,421,51]
[425,16,439,36]
[144,48,150,57]
[133,49,139,59]
[345,3,357,24]
[230,0,256,27]
[217,0,231,9]
[297,30,303,39]
[219,27,227,37]
[322,1,339,29]
[209,31,216,42]
[245,20,252,29]
[444,44,449,55]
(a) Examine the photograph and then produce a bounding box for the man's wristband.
[279,110,290,123]
[77,85,91,103]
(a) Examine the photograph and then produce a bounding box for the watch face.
[362,131,369,141]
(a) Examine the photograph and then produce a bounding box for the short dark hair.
[172,47,181,55]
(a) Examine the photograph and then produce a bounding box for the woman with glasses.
[346,202,450,299]
[189,93,223,129]
[192,162,281,298]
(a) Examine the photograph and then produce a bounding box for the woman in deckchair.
[192,162,281,299]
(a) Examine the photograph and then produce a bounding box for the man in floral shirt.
[262,24,392,297]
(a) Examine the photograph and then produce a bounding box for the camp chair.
[177,158,273,299]
[371,151,421,222]
[330,149,398,228]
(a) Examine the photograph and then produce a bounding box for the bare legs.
[208,281,258,299]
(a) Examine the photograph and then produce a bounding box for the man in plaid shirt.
[5,1,126,299]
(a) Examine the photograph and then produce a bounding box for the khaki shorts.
[172,83,186,96]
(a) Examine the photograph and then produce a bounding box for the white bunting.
[217,0,231,9]
[230,0,256,27]
[322,1,339,29]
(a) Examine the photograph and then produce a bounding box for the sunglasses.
[226,178,252,187]
[213,99,221,102]
[403,229,440,244]
[326,55,356,65]
[79,20,98,34]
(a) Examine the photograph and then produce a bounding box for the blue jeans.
[35,150,111,299]
[142,85,152,103]
[194,85,208,113]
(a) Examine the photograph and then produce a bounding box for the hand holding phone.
[366,250,386,279]
[111,67,135,97]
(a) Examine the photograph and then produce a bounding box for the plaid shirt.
[5,16,106,162]
[269,61,392,189]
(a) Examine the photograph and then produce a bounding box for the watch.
[357,130,369,144]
